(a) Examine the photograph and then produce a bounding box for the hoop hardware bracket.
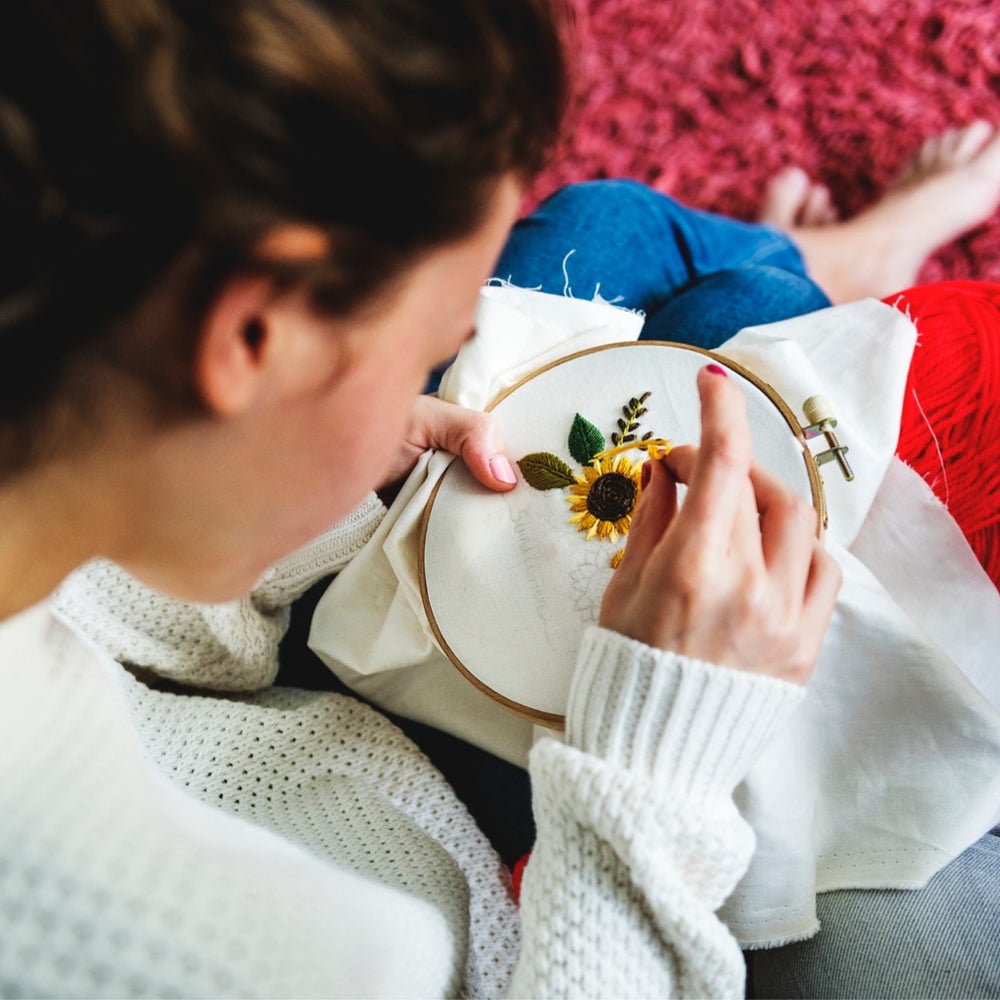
[801,394,854,482]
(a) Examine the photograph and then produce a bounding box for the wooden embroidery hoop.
[419,341,826,728]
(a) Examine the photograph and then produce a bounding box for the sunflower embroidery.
[516,392,670,567]
[567,455,643,542]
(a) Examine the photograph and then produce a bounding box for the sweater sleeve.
[511,626,804,1000]
[52,494,386,690]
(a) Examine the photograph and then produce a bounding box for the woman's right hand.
[600,364,841,685]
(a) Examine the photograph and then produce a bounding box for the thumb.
[412,396,518,492]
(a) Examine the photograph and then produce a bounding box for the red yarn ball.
[886,281,1000,590]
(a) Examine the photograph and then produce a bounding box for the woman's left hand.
[378,395,518,503]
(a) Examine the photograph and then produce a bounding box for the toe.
[919,133,942,172]
[939,126,963,161]
[965,125,1000,198]
[759,166,810,226]
[803,183,837,225]
[953,119,995,163]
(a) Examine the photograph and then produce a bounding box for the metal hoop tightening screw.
[801,394,854,482]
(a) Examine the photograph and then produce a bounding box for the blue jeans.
[495,179,830,348]
[747,828,1000,999]
[426,179,830,393]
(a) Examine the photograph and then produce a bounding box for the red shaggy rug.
[531,0,1000,285]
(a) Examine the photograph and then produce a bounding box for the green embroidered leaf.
[517,452,576,490]
[568,413,606,465]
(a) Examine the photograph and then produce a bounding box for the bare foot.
[760,121,1000,303]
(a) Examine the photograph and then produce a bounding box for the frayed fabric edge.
[486,250,646,322]
[740,919,821,950]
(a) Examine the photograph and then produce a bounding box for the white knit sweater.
[1,494,803,998]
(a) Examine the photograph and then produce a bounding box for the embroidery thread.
[516,391,671,567]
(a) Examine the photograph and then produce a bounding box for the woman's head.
[0,0,567,604]
[0,0,567,471]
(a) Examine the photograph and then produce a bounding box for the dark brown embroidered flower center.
[586,472,637,521]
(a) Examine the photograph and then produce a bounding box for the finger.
[795,542,842,676]
[661,443,698,485]
[668,444,816,591]
[728,471,767,570]
[410,396,517,492]
[671,365,753,544]
[668,446,817,540]
[751,462,820,601]
[613,457,678,583]
[666,445,764,570]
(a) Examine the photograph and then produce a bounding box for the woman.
[0,1,842,996]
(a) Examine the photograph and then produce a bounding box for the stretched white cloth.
[309,283,1000,946]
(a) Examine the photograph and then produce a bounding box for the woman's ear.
[195,225,332,416]
[195,275,275,417]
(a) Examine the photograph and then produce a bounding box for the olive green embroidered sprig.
[516,392,671,568]
[612,391,651,447]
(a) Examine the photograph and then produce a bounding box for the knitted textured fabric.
[53,500,521,997]
[3,598,803,996]
[532,0,1000,285]
[53,495,387,691]
[887,281,1000,590]
[121,678,522,999]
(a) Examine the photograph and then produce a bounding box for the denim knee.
[536,177,674,210]
[528,178,691,235]
[747,831,1000,1000]
[498,180,714,302]
[642,265,830,349]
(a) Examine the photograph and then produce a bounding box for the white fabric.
[438,280,646,408]
[309,284,1000,946]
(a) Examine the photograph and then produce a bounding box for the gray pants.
[747,829,1000,999]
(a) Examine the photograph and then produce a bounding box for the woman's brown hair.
[0,0,568,466]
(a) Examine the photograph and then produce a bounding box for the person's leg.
[495,179,830,348]
[424,180,829,391]
[746,828,1000,999]
[640,265,829,348]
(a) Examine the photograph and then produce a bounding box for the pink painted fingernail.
[641,460,652,489]
[490,455,517,485]
[706,363,728,377]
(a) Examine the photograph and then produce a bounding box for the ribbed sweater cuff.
[566,626,805,801]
